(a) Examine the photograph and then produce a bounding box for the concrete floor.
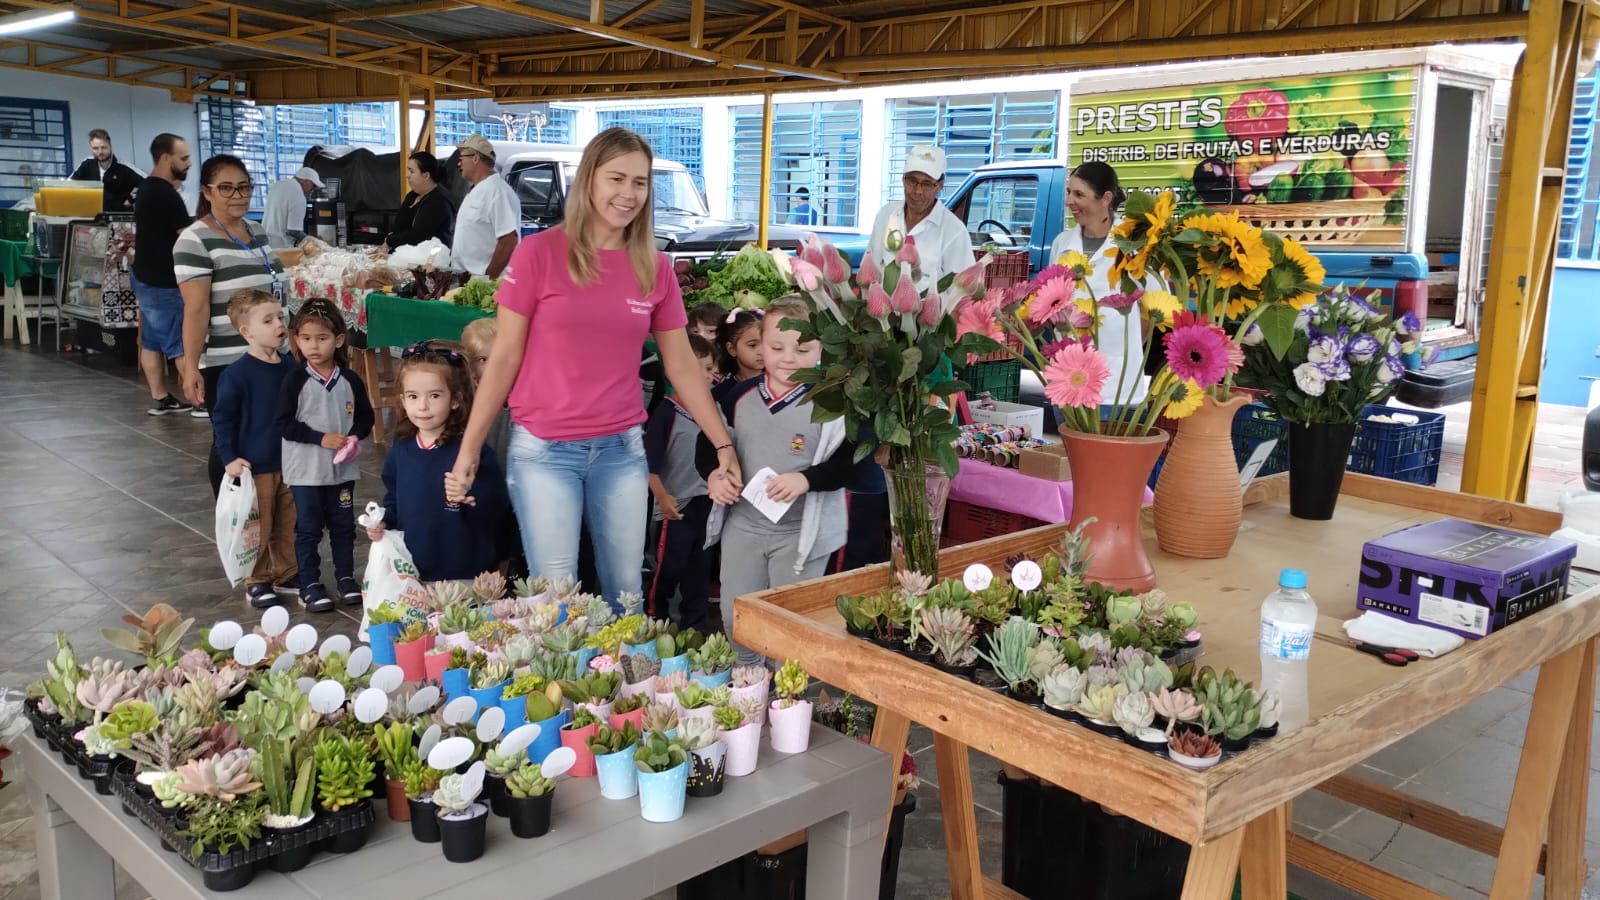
[0,338,1596,900]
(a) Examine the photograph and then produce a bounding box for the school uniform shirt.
[173,219,286,369]
[275,362,374,486]
[453,176,519,275]
[645,399,711,509]
[1048,227,1169,404]
[381,436,509,582]
[212,352,292,474]
[867,201,973,294]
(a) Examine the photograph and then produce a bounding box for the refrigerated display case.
[59,218,138,330]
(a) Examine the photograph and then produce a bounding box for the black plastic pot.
[200,863,256,892]
[1045,705,1080,723]
[264,821,317,873]
[1221,734,1251,753]
[483,773,509,816]
[85,755,116,795]
[1254,723,1280,740]
[437,805,488,863]
[1082,719,1124,741]
[972,668,1008,694]
[931,660,977,681]
[506,792,554,838]
[408,797,441,843]
[1004,685,1046,710]
[323,806,371,853]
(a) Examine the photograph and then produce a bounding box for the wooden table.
[22,723,891,900]
[735,473,1600,900]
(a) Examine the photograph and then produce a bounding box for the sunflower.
[1183,211,1272,291]
[1161,376,1205,419]
[1278,238,1326,309]
[1108,191,1175,287]
[1225,290,1260,319]
[1139,290,1183,329]
[1057,250,1095,277]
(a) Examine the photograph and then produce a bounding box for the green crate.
[0,208,29,242]
[956,358,1021,404]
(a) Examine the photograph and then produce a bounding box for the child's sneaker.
[300,583,334,613]
[275,575,302,595]
[246,583,278,608]
[336,576,363,606]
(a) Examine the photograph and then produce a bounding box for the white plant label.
[963,564,994,592]
[1011,561,1042,592]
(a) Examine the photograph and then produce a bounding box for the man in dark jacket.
[70,129,143,211]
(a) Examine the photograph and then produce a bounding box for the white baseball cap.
[294,167,324,188]
[904,144,947,181]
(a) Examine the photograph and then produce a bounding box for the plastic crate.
[979,249,1031,292]
[956,357,1022,404]
[943,499,1046,547]
[1349,404,1446,486]
[0,207,28,242]
[1230,403,1289,477]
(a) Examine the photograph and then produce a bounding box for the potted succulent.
[525,648,577,684]
[978,618,1043,706]
[401,761,444,843]
[481,743,525,816]
[1040,666,1088,720]
[439,647,474,700]
[560,671,621,722]
[1167,729,1223,769]
[171,750,266,891]
[622,617,663,661]
[393,621,433,682]
[714,702,761,777]
[1150,688,1203,734]
[542,620,593,670]
[680,717,727,798]
[1074,683,1129,738]
[559,707,602,777]
[617,654,659,700]
[728,666,769,722]
[1254,689,1282,739]
[655,627,704,676]
[1113,692,1167,753]
[922,607,980,678]
[500,672,547,730]
[768,660,813,754]
[467,660,511,719]
[504,762,556,838]
[423,642,453,683]
[687,634,736,689]
[250,723,318,869]
[521,684,567,765]
[588,721,643,800]
[314,733,375,852]
[654,670,689,710]
[374,722,417,821]
[674,682,727,725]
[365,602,406,666]
[1197,668,1263,752]
[470,570,508,606]
[633,732,690,823]
[490,595,527,631]
[103,603,195,669]
[639,701,679,739]
[609,692,649,731]
[432,769,489,863]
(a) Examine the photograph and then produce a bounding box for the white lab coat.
[262,178,309,249]
[867,201,973,294]
[1048,227,1166,405]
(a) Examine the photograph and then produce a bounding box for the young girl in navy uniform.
[701,298,862,666]
[365,341,510,583]
[275,299,373,612]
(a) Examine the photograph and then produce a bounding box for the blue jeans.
[129,272,184,358]
[506,423,648,606]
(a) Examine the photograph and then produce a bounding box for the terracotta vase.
[1060,427,1169,592]
[1153,393,1252,559]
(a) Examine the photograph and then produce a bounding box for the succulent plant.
[618,591,646,618]
[470,659,512,690]
[675,682,719,710]
[640,701,679,735]
[560,672,621,705]
[468,620,515,650]
[774,660,809,706]
[484,745,524,776]
[1168,729,1221,760]
[1254,689,1281,730]
[427,580,473,614]
[976,618,1040,691]
[730,665,767,689]
[525,649,577,683]
[633,732,689,773]
[623,616,661,647]
[1150,688,1202,728]
[367,601,406,626]
[1112,691,1155,736]
[396,621,429,645]
[100,699,160,743]
[1026,636,1066,682]
[713,704,746,731]
[501,634,539,667]
[612,693,649,714]
[432,773,478,815]
[587,616,639,656]
[503,672,547,700]
[313,733,375,811]
[582,595,615,629]
[471,571,508,604]
[1119,656,1174,694]
[656,627,705,659]
[733,695,766,723]
[921,607,978,667]
[76,663,144,720]
[894,570,934,598]
[174,749,261,802]
[253,734,315,819]
[567,707,602,730]
[102,604,194,667]
[40,636,87,725]
[689,633,736,675]
[524,602,564,633]
[835,593,877,633]
[439,603,488,637]
[522,683,565,723]
[1040,666,1088,711]
[679,716,718,750]
[181,792,264,859]
[1084,664,1119,688]
[506,763,555,798]
[541,620,587,654]
[1075,683,1128,723]
[151,770,188,808]
[402,762,444,800]
[512,576,548,600]
[587,721,642,756]
[619,653,661,684]
[82,723,123,757]
[544,575,578,600]
[655,669,688,693]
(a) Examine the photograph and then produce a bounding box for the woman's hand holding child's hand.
[444,472,477,506]
[320,433,346,451]
[766,472,810,502]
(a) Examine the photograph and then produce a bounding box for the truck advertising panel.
[1069,68,1416,247]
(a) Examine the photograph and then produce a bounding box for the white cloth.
[1341,611,1464,658]
[794,418,847,574]
[454,175,520,276]
[868,201,973,295]
[1049,227,1167,405]
[261,178,308,249]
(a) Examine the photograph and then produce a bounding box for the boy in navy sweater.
[212,288,297,608]
[645,334,719,631]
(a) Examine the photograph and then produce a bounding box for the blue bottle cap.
[1279,568,1308,589]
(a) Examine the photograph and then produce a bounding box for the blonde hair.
[564,127,658,294]
[460,317,497,358]
[762,297,812,335]
[226,288,278,329]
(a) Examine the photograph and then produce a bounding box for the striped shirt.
[173,218,285,368]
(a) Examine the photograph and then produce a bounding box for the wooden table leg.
[933,733,984,900]
[1489,640,1586,899]
[868,706,911,850]
[1544,637,1597,899]
[1181,825,1246,900]
[1240,803,1289,900]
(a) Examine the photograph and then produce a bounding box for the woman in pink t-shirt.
[450,128,741,606]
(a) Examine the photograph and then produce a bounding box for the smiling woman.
[449,128,741,608]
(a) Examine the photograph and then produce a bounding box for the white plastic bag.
[357,502,430,640]
[215,474,260,588]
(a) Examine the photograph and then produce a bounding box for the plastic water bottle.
[1259,568,1317,734]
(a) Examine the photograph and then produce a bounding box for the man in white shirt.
[261,166,322,249]
[867,145,973,293]
[453,135,520,278]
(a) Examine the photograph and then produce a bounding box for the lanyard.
[209,215,278,279]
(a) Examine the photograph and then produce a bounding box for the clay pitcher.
[1060,427,1169,592]
[1153,393,1252,558]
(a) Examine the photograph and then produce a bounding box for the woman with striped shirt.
[176,154,287,495]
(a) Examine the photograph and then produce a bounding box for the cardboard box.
[969,400,1045,441]
[1357,519,1577,639]
[1017,444,1071,481]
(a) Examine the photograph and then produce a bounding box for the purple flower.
[1345,295,1381,322]
[1397,310,1422,335]
[1376,355,1405,384]
[1293,362,1327,397]
[1347,333,1380,362]
[1307,336,1345,365]
[1317,357,1351,381]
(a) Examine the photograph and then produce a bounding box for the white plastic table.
[22,724,890,899]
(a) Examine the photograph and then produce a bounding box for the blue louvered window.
[1558,77,1599,260]
[598,108,703,175]
[886,91,1058,202]
[729,101,861,228]
[199,99,399,211]
[0,98,71,207]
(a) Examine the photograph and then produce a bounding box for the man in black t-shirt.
[70,129,144,211]
[132,133,197,416]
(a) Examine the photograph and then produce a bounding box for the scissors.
[1348,641,1421,667]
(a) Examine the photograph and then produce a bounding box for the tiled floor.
[0,338,1596,900]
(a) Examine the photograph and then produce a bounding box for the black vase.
[483,774,509,817]
[437,805,489,863]
[506,792,554,838]
[408,797,441,843]
[1287,421,1358,520]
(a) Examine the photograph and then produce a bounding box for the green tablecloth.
[0,238,39,287]
[364,291,490,349]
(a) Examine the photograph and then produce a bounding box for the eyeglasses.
[402,342,466,366]
[207,182,253,198]
[902,175,941,191]
[458,152,479,162]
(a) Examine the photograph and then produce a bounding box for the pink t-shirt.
[495,228,687,441]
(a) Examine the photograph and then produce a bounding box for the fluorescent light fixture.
[0,7,76,36]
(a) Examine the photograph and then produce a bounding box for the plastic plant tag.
[418,724,442,761]
[1238,438,1279,489]
[308,681,346,714]
[354,688,388,724]
[346,646,373,679]
[260,606,290,637]
[499,723,540,758]
[460,761,485,803]
[296,677,317,694]
[233,634,267,667]
[1011,561,1042,592]
[369,665,404,693]
[284,624,318,656]
[268,652,295,674]
[476,706,505,743]
[442,696,478,726]
[428,736,474,771]
[963,564,995,592]
[408,685,441,715]
[208,620,243,651]
[319,635,352,658]
[541,746,576,779]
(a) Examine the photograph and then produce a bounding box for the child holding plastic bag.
[365,341,509,582]
[211,288,297,604]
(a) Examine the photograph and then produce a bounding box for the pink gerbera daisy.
[1223,339,1245,376]
[1025,275,1078,326]
[1163,321,1231,388]
[1042,343,1111,409]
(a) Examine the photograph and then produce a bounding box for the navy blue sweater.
[380,435,510,582]
[212,352,292,473]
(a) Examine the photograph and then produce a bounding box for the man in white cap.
[867,144,973,292]
[453,134,520,278]
[262,166,324,249]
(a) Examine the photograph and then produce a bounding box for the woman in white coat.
[1047,162,1166,408]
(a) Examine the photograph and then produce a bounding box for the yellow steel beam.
[330,1,470,23]
[0,36,241,96]
[1461,0,1584,501]
[757,90,773,250]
